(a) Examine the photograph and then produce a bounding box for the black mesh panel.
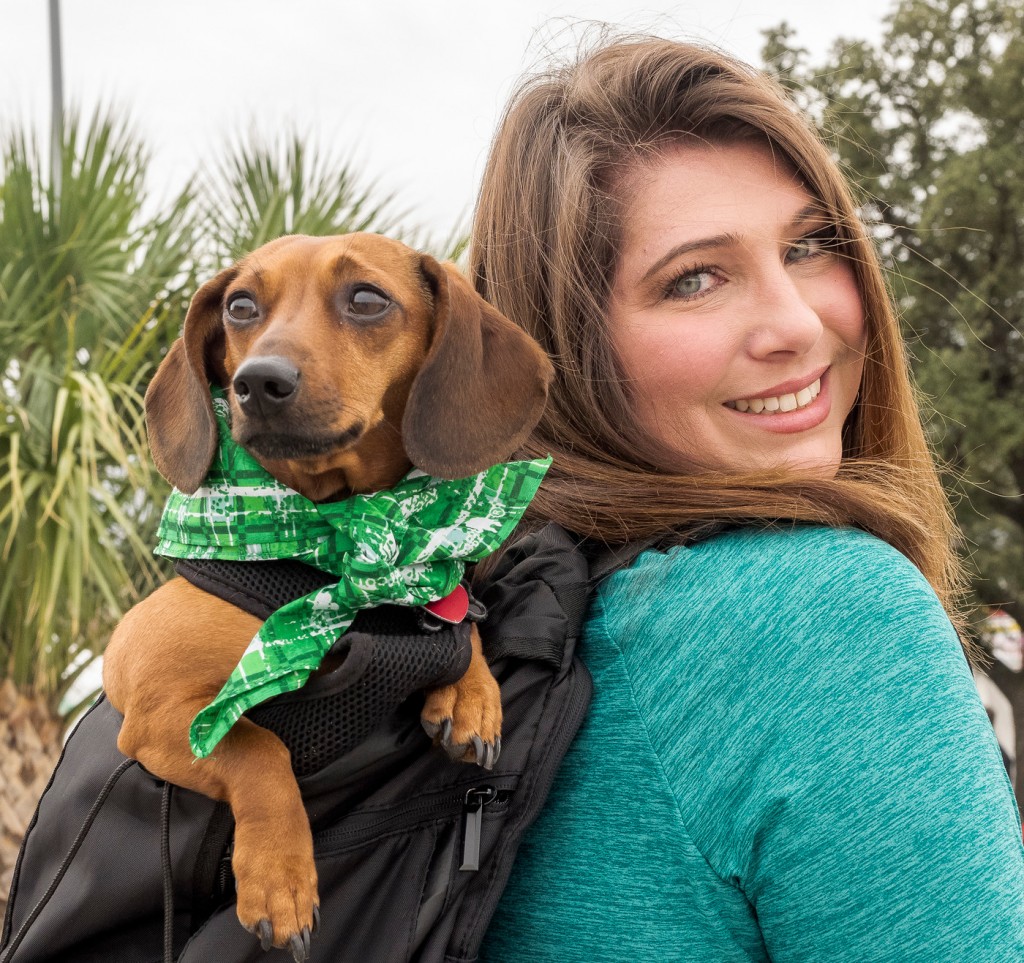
[175,559,473,779]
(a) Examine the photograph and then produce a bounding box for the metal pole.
[48,0,64,200]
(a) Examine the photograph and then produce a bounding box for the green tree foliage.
[763,0,1024,619]
[0,113,197,704]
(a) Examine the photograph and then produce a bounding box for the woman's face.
[608,141,866,478]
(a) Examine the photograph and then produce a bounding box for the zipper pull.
[460,785,498,872]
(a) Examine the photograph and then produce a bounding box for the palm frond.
[202,133,406,260]
[0,110,198,369]
[0,110,188,706]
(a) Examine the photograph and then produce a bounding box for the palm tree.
[0,111,196,907]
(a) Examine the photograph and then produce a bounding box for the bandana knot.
[154,392,550,758]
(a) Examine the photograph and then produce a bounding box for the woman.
[469,35,1024,961]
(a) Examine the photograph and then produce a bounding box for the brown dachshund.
[102,233,552,958]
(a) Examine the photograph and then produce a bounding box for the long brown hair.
[470,34,969,634]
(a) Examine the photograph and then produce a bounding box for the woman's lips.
[723,369,832,434]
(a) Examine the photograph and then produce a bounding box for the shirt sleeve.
[607,527,1024,963]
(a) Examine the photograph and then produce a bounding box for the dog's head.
[145,233,553,500]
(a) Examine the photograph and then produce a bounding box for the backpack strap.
[478,523,661,671]
[478,524,592,668]
[587,520,731,584]
[585,535,664,584]
[481,521,729,670]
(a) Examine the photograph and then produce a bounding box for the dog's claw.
[438,718,467,761]
[423,716,456,746]
[248,914,312,958]
[313,905,320,934]
[422,676,501,766]
[424,716,460,756]
[478,737,499,770]
[288,932,308,962]
[469,734,500,770]
[421,718,440,739]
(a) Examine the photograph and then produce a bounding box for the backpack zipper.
[208,781,515,901]
[459,785,501,872]
[216,842,235,899]
[312,775,517,852]
[457,658,594,955]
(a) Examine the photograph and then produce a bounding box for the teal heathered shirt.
[480,526,1024,962]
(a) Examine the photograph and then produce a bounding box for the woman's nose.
[746,269,823,358]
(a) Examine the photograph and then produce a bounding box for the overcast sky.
[0,1,898,238]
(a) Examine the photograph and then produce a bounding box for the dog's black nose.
[233,356,300,416]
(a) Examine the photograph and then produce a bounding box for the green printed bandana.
[154,392,550,758]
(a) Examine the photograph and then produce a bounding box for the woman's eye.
[669,270,716,300]
[787,230,837,263]
[226,294,258,322]
[349,286,391,318]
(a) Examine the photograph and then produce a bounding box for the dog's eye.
[348,286,390,318]
[226,294,258,322]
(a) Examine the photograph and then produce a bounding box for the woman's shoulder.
[592,524,957,680]
[587,526,1000,886]
[602,524,937,621]
[631,523,924,591]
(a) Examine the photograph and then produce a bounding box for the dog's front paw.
[234,827,319,960]
[422,670,502,769]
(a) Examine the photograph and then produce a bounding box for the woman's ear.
[145,267,236,493]
[403,257,553,479]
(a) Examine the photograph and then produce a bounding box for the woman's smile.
[725,365,826,411]
[722,367,832,433]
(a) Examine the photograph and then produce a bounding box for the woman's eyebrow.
[639,203,831,284]
[640,231,740,284]
[790,202,829,229]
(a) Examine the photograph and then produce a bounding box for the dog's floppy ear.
[145,267,236,493]
[403,257,553,479]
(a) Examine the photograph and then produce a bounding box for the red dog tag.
[424,584,470,624]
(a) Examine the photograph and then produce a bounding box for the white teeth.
[726,377,821,415]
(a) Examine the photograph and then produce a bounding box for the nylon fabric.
[173,558,335,622]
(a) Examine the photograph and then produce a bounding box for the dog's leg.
[117,702,317,955]
[421,624,502,769]
[105,582,317,958]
